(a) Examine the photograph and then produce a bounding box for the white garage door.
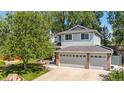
[90,53,106,67]
[60,53,86,65]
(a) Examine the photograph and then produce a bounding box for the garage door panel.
[90,54,106,67]
[60,53,86,65]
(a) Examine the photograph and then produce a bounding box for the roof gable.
[69,25,88,31]
[57,25,102,37]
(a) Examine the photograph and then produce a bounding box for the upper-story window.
[81,33,89,40]
[59,36,61,41]
[65,34,72,40]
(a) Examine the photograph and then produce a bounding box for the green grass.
[0,63,49,81]
[22,70,48,81]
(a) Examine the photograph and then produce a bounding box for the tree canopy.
[0,12,54,70]
[108,12,124,45]
[46,11,103,33]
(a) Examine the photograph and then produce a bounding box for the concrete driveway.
[34,64,109,81]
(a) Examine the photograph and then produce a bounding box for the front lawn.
[0,63,49,81]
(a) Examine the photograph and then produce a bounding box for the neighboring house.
[55,25,113,70]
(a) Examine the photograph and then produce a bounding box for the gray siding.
[61,35,64,42]
[73,33,80,41]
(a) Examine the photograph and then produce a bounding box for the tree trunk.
[23,62,27,70]
[23,59,28,70]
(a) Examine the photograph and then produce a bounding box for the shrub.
[108,69,124,81]
[0,60,5,66]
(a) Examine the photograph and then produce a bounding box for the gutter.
[100,45,113,54]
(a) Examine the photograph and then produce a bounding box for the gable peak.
[69,25,88,31]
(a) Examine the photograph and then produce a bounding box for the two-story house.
[55,25,113,70]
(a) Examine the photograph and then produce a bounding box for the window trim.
[64,34,73,41]
[80,33,90,40]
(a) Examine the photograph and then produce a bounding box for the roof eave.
[57,30,102,37]
[55,50,112,54]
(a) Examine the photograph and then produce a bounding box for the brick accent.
[105,53,111,71]
[85,53,90,69]
[55,52,60,66]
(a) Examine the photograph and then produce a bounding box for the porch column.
[85,53,90,69]
[105,53,111,71]
[55,52,60,66]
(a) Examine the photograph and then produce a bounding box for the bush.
[108,69,124,81]
[0,60,5,66]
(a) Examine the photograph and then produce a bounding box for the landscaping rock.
[5,74,23,81]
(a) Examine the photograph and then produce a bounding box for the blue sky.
[100,11,112,33]
[0,11,7,16]
[0,11,112,33]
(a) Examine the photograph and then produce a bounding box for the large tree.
[108,12,124,45]
[46,11,103,33]
[0,12,54,70]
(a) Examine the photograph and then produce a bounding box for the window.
[76,55,78,57]
[81,33,89,40]
[73,55,75,57]
[95,56,97,58]
[65,34,72,40]
[80,55,82,57]
[91,56,93,58]
[59,36,61,41]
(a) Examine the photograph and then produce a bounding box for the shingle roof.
[57,25,102,37]
[56,46,113,53]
